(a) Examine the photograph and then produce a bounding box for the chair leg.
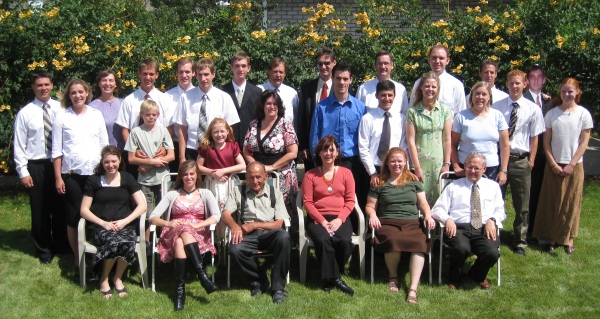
[138,244,148,289]
[227,254,231,288]
[79,251,86,289]
[358,240,365,281]
[299,242,308,284]
[370,245,374,284]
[438,234,444,285]
[151,244,156,292]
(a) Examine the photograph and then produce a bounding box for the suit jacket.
[523,90,551,116]
[297,77,321,152]
[523,89,551,165]
[221,81,262,151]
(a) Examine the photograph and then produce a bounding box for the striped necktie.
[198,94,209,142]
[508,102,519,138]
[42,103,52,153]
[471,182,482,229]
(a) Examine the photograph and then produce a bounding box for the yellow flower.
[494,43,509,51]
[114,30,122,37]
[490,24,501,33]
[123,79,138,87]
[475,14,495,26]
[556,34,565,49]
[326,19,346,31]
[506,24,523,34]
[411,50,421,57]
[451,64,463,74]
[175,35,191,45]
[73,43,90,54]
[58,50,67,57]
[18,10,34,19]
[0,105,10,112]
[363,27,381,38]
[444,29,455,40]
[271,29,280,34]
[70,35,86,44]
[403,63,419,71]
[0,9,14,21]
[503,12,510,18]
[99,24,114,32]
[510,60,523,67]
[488,55,499,61]
[27,61,48,71]
[466,6,481,14]
[353,12,370,26]
[431,19,449,28]
[52,43,65,50]
[363,74,375,82]
[529,54,540,61]
[52,57,72,70]
[17,25,24,31]
[212,52,220,58]
[302,6,315,14]
[124,21,136,28]
[394,39,409,45]
[251,30,267,39]
[479,0,488,4]
[332,41,341,47]
[550,0,558,5]
[581,41,587,49]
[593,28,599,35]
[230,15,241,23]
[105,45,120,55]
[303,50,315,57]
[488,36,503,44]
[122,44,135,56]
[197,28,210,38]
[159,62,172,71]
[317,3,335,15]
[454,45,465,52]
[41,7,59,18]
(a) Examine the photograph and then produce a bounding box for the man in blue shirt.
[309,62,368,209]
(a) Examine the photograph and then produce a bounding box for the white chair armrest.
[354,195,366,238]
[138,211,147,244]
[149,224,156,232]
[77,217,87,240]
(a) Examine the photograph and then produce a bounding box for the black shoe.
[333,278,355,296]
[513,247,526,256]
[250,281,263,297]
[322,279,332,293]
[272,290,288,304]
[40,256,53,264]
[174,258,187,311]
[183,243,218,294]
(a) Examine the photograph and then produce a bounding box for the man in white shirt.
[13,71,65,264]
[173,58,240,163]
[258,58,299,124]
[466,60,508,104]
[356,50,409,115]
[491,70,545,256]
[411,45,466,115]
[165,58,196,171]
[432,152,505,289]
[358,80,407,185]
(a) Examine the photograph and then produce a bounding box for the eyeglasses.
[317,62,331,67]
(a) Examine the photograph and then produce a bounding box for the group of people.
[13,44,592,308]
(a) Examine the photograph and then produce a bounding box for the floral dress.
[406,101,453,205]
[157,197,216,263]
[244,116,299,230]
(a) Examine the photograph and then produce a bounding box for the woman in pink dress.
[149,160,220,311]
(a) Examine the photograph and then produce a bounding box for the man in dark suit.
[523,64,552,240]
[221,52,262,151]
[297,47,337,171]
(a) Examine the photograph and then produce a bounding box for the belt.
[339,155,359,163]
[28,158,52,164]
[509,152,529,160]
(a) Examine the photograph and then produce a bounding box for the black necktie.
[377,111,391,161]
[508,102,519,138]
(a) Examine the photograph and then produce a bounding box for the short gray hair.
[246,161,266,173]
[464,152,487,167]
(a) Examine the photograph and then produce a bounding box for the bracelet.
[443,162,451,166]
[499,169,508,174]
[550,163,558,169]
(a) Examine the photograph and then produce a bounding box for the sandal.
[406,289,418,304]
[388,277,399,293]
[100,289,112,300]
[115,286,127,297]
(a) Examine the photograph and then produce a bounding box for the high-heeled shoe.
[184,243,218,294]
[174,258,186,311]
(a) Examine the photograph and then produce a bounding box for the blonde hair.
[199,117,235,150]
[468,81,492,111]
[411,71,440,107]
[61,78,92,108]
[140,99,160,114]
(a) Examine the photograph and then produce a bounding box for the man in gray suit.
[221,52,263,151]
[523,64,551,239]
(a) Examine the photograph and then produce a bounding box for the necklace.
[183,188,196,198]
[321,166,337,193]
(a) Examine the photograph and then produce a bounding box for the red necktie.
[320,83,328,101]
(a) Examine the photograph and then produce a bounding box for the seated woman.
[80,145,147,299]
[302,135,356,296]
[365,147,435,304]
[149,160,220,311]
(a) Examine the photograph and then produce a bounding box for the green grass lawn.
[1,183,600,319]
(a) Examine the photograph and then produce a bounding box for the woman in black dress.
[80,145,146,299]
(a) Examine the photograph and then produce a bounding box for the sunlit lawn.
[1,182,599,318]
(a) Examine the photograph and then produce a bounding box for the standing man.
[356,50,409,115]
[221,52,262,151]
[432,152,505,289]
[524,64,552,239]
[165,57,196,172]
[13,71,65,264]
[467,60,508,104]
[309,62,368,209]
[258,58,299,124]
[411,45,466,115]
[297,47,337,171]
[358,80,407,185]
[492,70,544,255]
[173,58,240,163]
[221,162,292,304]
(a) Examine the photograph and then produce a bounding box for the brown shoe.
[479,279,491,290]
[564,245,574,254]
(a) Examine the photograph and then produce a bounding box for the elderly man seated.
[221,161,292,303]
[431,152,505,289]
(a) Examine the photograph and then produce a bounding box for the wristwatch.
[489,217,497,225]
[499,169,508,174]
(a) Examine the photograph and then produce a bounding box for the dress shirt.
[309,95,367,158]
[172,86,240,150]
[411,71,467,115]
[431,177,506,228]
[356,78,410,115]
[316,78,332,103]
[13,98,63,178]
[358,107,407,175]
[224,185,290,223]
[491,96,545,154]
[258,81,299,124]
[52,106,109,175]
[466,86,508,105]
[232,80,246,98]
[115,87,175,131]
[89,97,125,149]
[166,84,195,141]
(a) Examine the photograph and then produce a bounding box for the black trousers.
[27,159,66,258]
[338,155,369,231]
[185,148,198,162]
[62,173,90,227]
[529,152,546,236]
[229,228,292,292]
[306,215,353,280]
[444,223,500,284]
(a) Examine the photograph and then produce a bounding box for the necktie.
[236,88,243,107]
[144,93,150,100]
[536,94,541,107]
[377,111,391,161]
[508,102,519,138]
[198,94,208,142]
[42,103,52,153]
[320,82,328,101]
[471,182,482,229]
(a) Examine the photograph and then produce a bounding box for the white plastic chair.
[149,173,216,292]
[432,171,501,286]
[78,212,148,289]
[297,189,366,284]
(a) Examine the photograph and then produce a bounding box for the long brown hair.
[411,71,440,107]
[199,117,235,150]
[171,160,203,190]
[378,147,417,187]
[551,77,582,108]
